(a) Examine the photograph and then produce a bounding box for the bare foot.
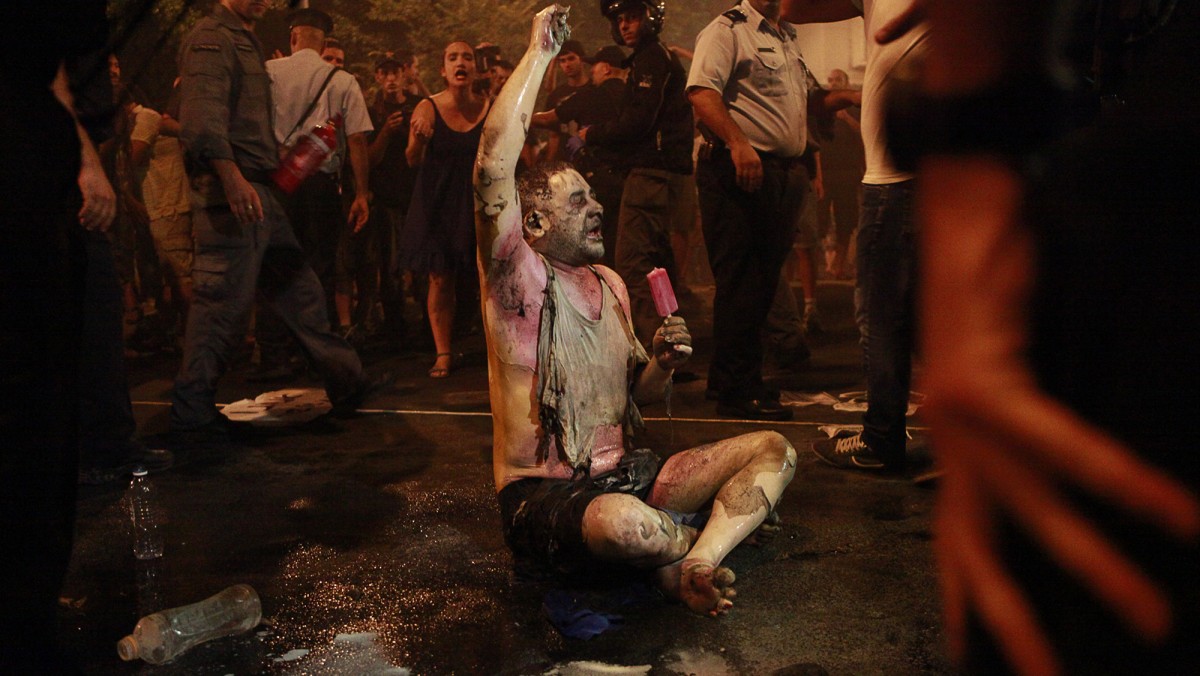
[657,558,736,617]
[744,510,781,547]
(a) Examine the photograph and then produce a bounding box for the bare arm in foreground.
[908,2,1200,674]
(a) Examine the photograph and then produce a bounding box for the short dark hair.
[517,161,575,221]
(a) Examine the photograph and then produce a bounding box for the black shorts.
[497,448,660,580]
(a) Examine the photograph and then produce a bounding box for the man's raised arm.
[474,5,570,268]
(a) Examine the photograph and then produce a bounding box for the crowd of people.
[104,2,868,399]
[5,0,1196,672]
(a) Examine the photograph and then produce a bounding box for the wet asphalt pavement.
[61,279,947,674]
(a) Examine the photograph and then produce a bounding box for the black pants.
[79,231,138,470]
[0,97,86,670]
[699,149,808,400]
[257,171,344,366]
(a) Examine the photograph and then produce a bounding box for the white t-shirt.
[267,49,373,175]
[129,105,191,219]
[859,0,930,184]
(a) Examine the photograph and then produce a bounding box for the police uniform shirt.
[267,49,373,175]
[687,0,811,159]
[178,2,277,174]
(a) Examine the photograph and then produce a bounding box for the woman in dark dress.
[400,41,490,377]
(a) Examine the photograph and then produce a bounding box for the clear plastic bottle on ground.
[124,467,164,560]
[117,584,262,664]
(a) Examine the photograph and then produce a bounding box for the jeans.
[855,181,916,465]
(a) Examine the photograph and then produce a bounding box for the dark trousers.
[257,171,343,365]
[0,101,85,670]
[699,150,808,400]
[855,181,916,464]
[171,182,364,430]
[338,203,407,335]
[614,168,690,347]
[79,231,138,469]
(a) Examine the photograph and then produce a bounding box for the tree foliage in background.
[105,0,732,109]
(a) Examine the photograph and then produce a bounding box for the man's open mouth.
[586,223,603,240]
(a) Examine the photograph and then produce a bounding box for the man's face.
[442,42,476,87]
[108,54,121,88]
[377,65,403,96]
[749,0,782,21]
[615,8,647,47]
[534,169,605,266]
[556,51,584,79]
[828,70,849,89]
[322,47,345,68]
[224,0,269,23]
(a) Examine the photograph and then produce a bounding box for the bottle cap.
[132,466,148,477]
[116,635,138,661]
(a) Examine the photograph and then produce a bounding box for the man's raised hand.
[533,5,571,53]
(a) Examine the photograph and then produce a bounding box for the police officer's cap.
[289,8,334,35]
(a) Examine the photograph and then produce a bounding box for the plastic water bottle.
[117,584,262,664]
[125,467,165,560]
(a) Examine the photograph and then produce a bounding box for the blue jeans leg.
[855,181,916,465]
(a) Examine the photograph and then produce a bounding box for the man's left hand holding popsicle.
[647,267,693,371]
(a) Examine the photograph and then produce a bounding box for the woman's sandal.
[428,352,453,378]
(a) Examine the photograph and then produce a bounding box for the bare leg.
[649,431,797,615]
[581,494,699,568]
[427,271,455,375]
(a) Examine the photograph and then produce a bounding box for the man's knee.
[582,494,688,564]
[744,430,798,475]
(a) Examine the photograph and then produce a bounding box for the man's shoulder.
[181,17,233,52]
[721,8,749,25]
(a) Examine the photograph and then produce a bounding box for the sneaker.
[810,432,888,470]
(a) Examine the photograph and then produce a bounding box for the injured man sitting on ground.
[473,5,797,616]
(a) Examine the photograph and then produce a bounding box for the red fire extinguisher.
[272,113,343,194]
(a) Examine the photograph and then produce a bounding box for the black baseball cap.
[584,45,627,68]
[559,40,587,58]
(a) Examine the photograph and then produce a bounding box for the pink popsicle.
[646,267,678,317]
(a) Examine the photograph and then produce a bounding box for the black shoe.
[329,371,394,418]
[78,446,175,485]
[810,431,894,471]
[715,398,794,421]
